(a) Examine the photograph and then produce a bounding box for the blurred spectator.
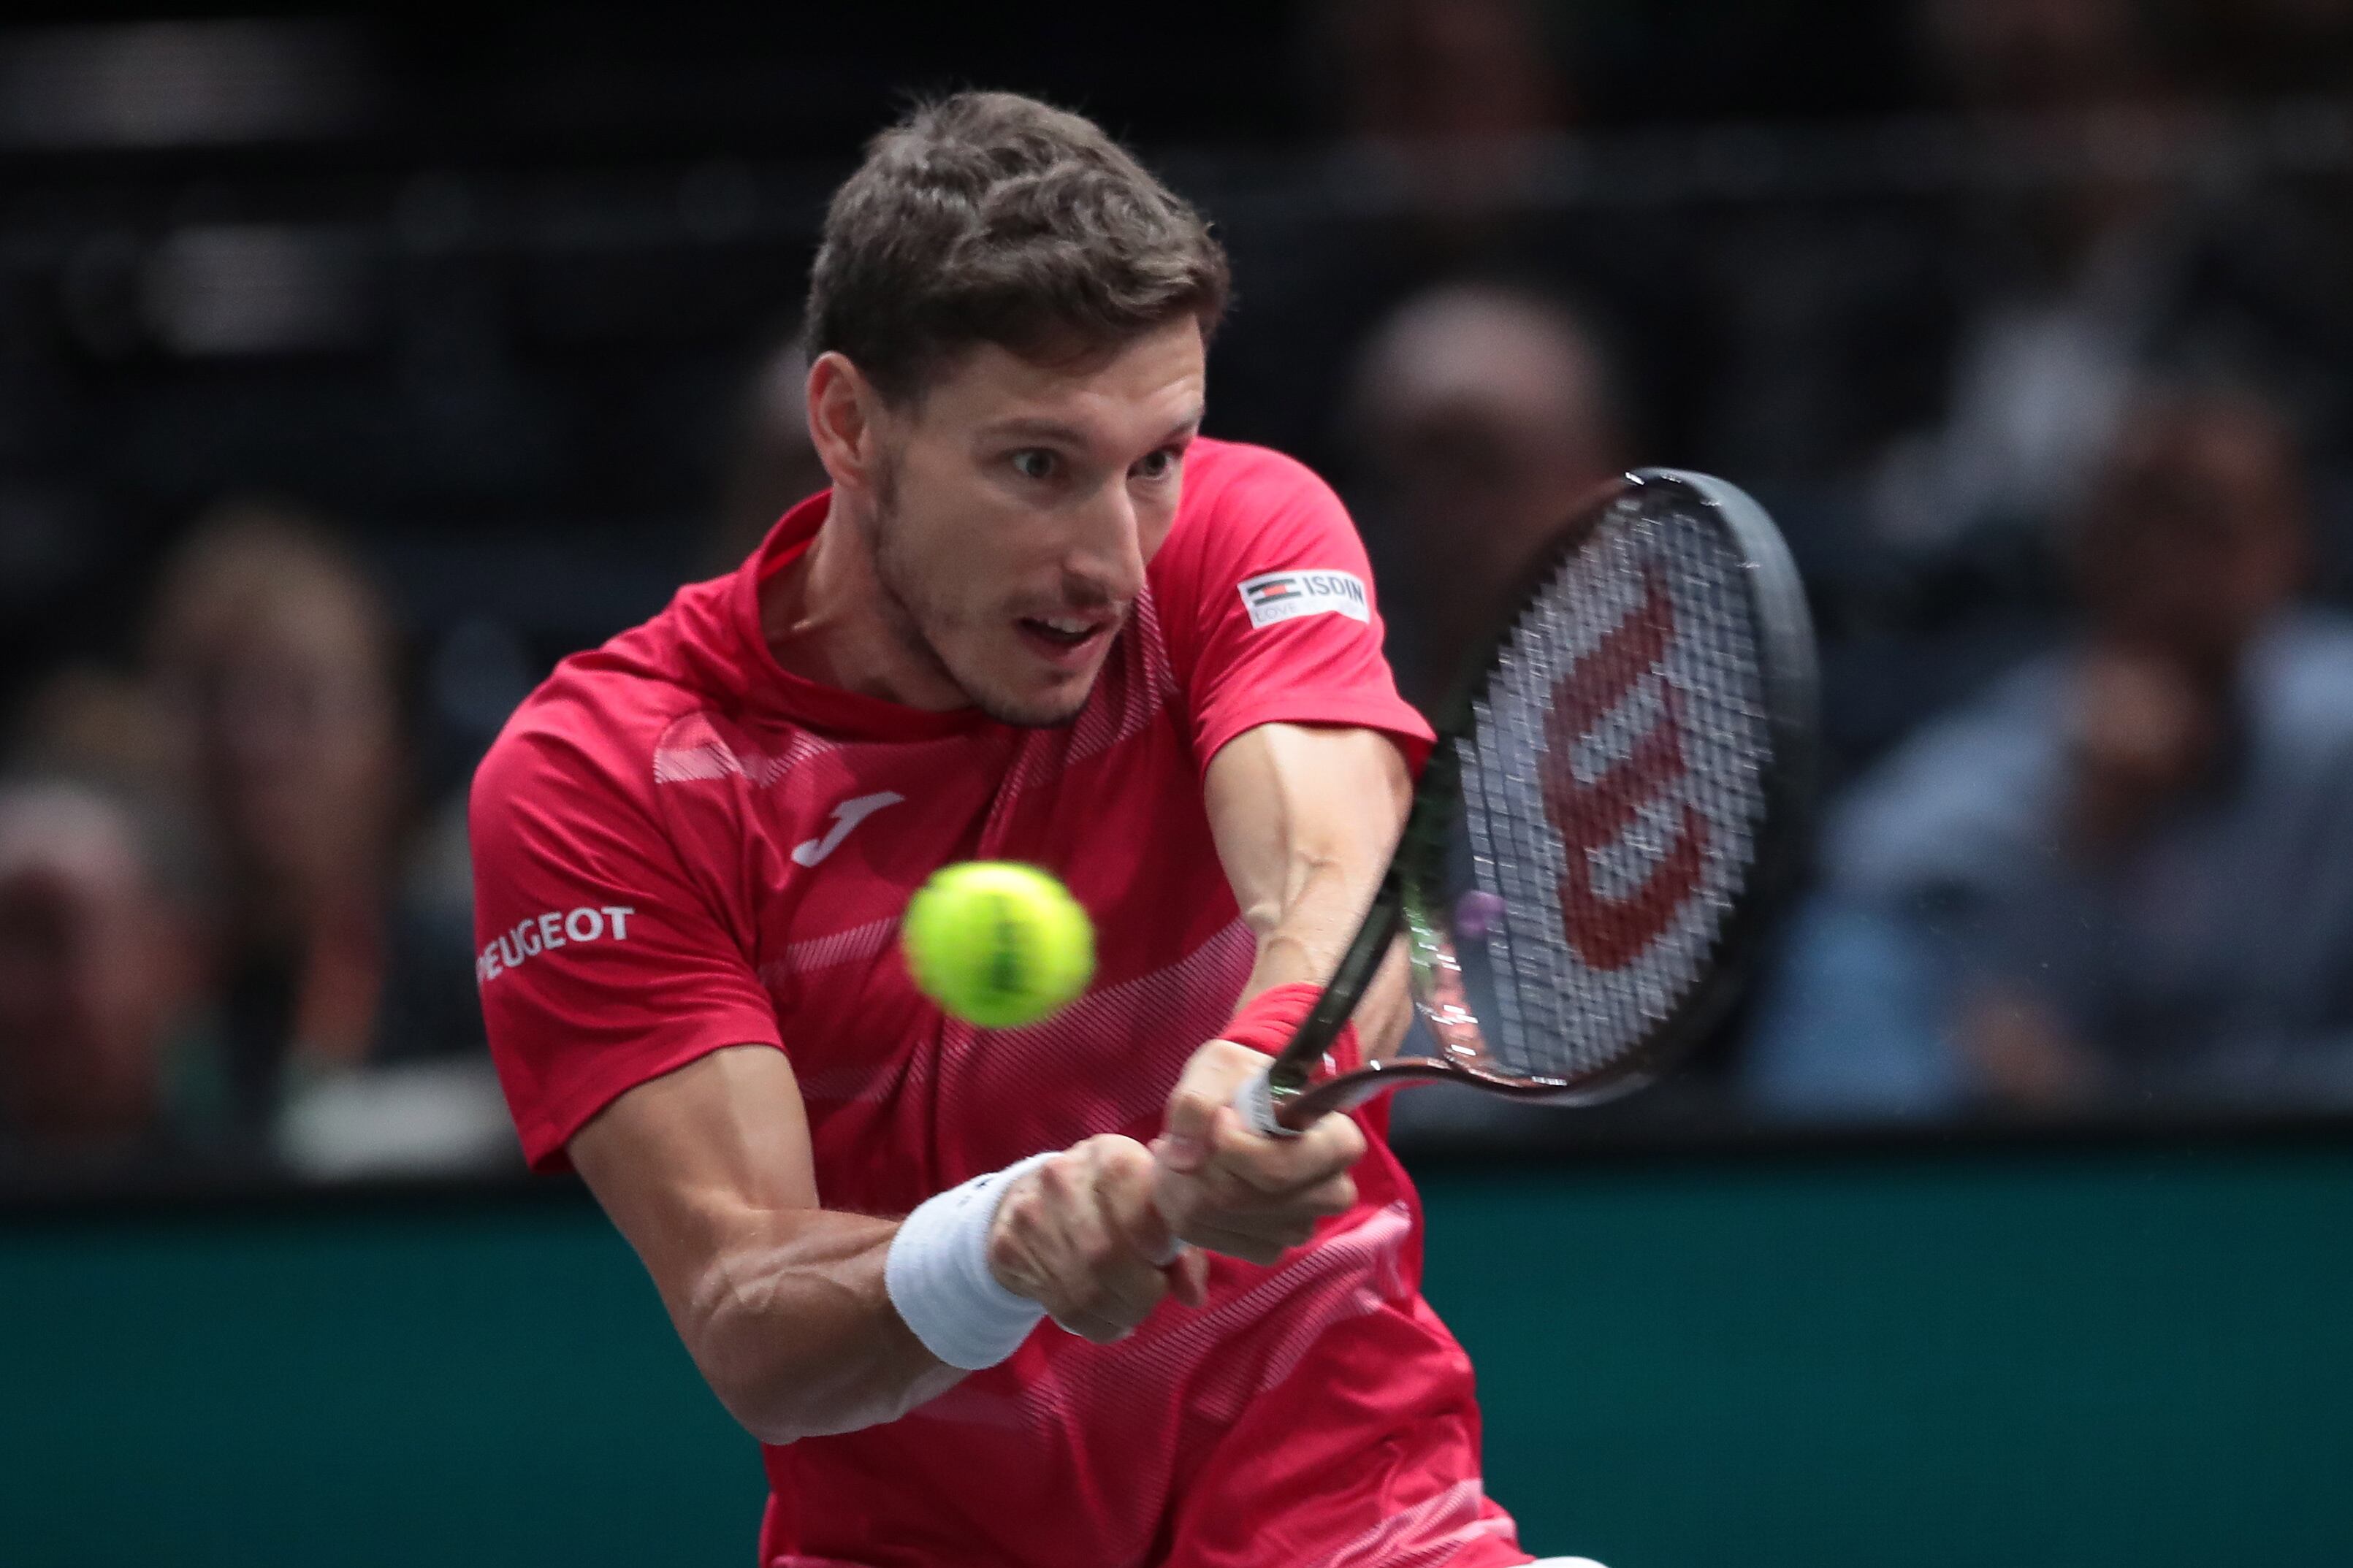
[1346,282,1661,1148]
[1744,0,2353,792]
[1343,281,1628,705]
[2180,0,2353,95]
[7,665,172,787]
[1923,0,2160,112]
[1310,0,1572,239]
[707,332,825,574]
[1868,0,2184,555]
[0,776,220,1174]
[1865,0,2352,565]
[1209,0,1632,475]
[1747,386,2353,1116]
[147,500,506,1173]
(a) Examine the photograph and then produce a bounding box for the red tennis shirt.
[470,438,1533,1568]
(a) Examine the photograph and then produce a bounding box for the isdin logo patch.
[1237,570,1370,630]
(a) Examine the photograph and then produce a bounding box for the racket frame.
[1248,468,1818,1131]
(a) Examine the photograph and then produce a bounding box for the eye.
[1011,449,1059,482]
[1134,448,1182,482]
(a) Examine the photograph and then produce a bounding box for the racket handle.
[1145,1071,1298,1269]
[1233,1068,1304,1139]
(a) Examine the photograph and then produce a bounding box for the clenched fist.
[1150,1038,1365,1267]
[988,1133,1210,1343]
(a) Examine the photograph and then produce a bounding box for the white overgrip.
[1232,1067,1303,1139]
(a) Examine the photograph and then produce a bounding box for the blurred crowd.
[1,505,502,1179]
[7,0,2353,1179]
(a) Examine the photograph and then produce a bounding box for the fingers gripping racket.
[1236,470,1818,1135]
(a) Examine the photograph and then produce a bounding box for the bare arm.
[1151,722,1414,1262]
[568,1045,953,1445]
[571,1044,1202,1446]
[1203,720,1415,1058]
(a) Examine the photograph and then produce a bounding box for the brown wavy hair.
[804,91,1231,404]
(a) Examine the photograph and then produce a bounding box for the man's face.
[2078,405,2305,676]
[1355,301,1619,640]
[177,593,399,892]
[859,318,1205,727]
[0,807,182,1142]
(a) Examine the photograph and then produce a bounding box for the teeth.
[1039,617,1091,635]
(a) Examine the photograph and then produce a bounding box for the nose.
[1066,478,1148,606]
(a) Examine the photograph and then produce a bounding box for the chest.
[652,684,1250,1196]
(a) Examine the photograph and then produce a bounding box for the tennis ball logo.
[901,861,1095,1029]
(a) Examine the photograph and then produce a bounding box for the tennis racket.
[1236,468,1817,1134]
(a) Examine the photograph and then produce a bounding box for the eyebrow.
[979,408,1205,448]
[980,416,1091,445]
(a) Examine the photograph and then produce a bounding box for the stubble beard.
[863,475,1089,730]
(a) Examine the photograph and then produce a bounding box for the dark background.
[1,0,1940,732]
[7,8,2353,1559]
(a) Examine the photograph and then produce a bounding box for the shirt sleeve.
[469,716,783,1171]
[1158,445,1435,776]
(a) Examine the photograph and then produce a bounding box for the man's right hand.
[987,1134,1210,1344]
[1149,1036,1365,1266]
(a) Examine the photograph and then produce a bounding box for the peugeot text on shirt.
[478,904,636,984]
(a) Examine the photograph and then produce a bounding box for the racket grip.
[1233,1068,1303,1139]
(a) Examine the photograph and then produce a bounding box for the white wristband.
[885,1152,1057,1371]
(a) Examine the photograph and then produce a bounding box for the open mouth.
[1015,613,1114,667]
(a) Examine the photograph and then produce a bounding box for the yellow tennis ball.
[901,861,1095,1029]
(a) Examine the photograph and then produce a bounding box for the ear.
[806,351,888,503]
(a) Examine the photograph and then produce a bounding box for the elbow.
[687,1290,823,1444]
[714,1364,954,1447]
[721,1390,817,1449]
[687,1288,856,1447]
[726,1395,828,1449]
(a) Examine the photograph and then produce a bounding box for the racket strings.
[1451,491,1773,1084]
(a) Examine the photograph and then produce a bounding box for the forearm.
[676,1207,961,1445]
[572,1047,1045,1446]
[1235,861,1412,1060]
[1210,724,1416,1062]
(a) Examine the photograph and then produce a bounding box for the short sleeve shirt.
[470,439,1520,1568]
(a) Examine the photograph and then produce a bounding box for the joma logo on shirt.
[792,789,904,867]
[1237,569,1370,629]
[478,905,636,984]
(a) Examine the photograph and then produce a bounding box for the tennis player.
[472,91,1598,1568]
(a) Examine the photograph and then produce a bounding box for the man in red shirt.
[472,91,1595,1568]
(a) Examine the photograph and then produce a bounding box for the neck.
[761,494,969,711]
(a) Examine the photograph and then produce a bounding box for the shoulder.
[1179,437,1338,511]
[1151,438,1365,603]
[2254,613,2353,750]
[470,592,734,841]
[1164,439,1346,554]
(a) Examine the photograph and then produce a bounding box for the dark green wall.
[5,1142,2350,1567]
[1428,1146,2353,1568]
